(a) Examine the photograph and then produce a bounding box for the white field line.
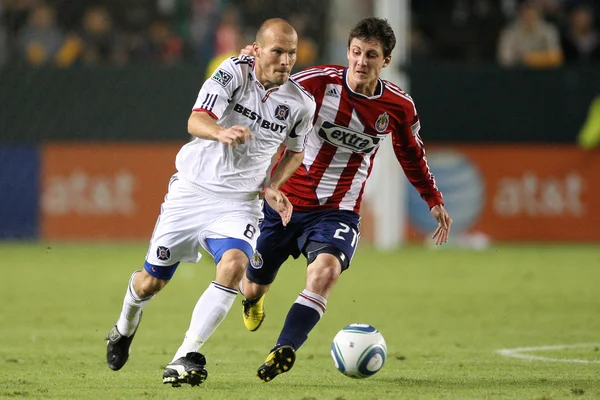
[496,343,600,364]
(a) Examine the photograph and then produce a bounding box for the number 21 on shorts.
[333,222,359,247]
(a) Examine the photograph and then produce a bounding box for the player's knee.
[135,269,169,296]
[306,243,348,273]
[307,255,342,286]
[216,249,248,286]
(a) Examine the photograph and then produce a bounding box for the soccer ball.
[330,323,387,378]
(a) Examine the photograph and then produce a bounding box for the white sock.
[171,281,237,362]
[297,289,328,317]
[116,271,152,337]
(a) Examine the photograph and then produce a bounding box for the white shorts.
[145,175,263,266]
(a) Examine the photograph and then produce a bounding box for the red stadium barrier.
[41,143,180,240]
[437,145,600,242]
[40,143,600,242]
[362,145,600,243]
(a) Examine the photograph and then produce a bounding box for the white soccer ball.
[330,323,387,378]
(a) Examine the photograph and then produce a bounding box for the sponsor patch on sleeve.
[211,68,234,87]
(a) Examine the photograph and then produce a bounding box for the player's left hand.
[430,204,452,245]
[264,186,293,227]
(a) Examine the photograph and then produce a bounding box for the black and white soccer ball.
[330,323,387,378]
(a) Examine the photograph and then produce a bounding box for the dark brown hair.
[348,17,396,57]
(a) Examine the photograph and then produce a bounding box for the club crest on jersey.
[375,112,390,132]
[212,68,233,87]
[274,104,290,121]
[250,252,263,269]
[156,246,171,261]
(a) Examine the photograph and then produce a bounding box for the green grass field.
[1,242,599,399]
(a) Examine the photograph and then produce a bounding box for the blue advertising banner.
[0,146,39,239]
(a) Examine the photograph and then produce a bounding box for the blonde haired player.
[105,18,316,387]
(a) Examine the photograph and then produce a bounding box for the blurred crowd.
[412,0,600,67]
[0,0,598,69]
[0,0,324,68]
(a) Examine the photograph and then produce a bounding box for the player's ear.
[252,42,260,57]
[382,55,391,68]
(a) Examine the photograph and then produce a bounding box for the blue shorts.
[247,202,360,285]
[144,237,253,280]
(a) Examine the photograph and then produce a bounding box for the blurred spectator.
[578,95,600,149]
[213,5,241,57]
[414,0,505,64]
[204,5,243,79]
[288,13,318,70]
[561,3,600,64]
[74,5,127,66]
[155,0,192,40]
[109,0,156,32]
[189,0,220,62]
[149,18,187,64]
[15,3,66,66]
[537,0,568,25]
[2,0,41,36]
[133,18,188,65]
[497,0,563,68]
[54,0,98,32]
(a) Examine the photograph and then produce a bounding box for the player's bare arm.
[187,111,253,147]
[264,149,305,226]
[267,149,304,190]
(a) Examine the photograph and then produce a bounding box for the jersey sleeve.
[192,57,246,120]
[291,67,327,101]
[391,107,444,209]
[283,98,316,152]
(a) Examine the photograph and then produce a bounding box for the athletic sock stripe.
[211,281,238,295]
[127,283,140,301]
[296,296,325,317]
[298,292,326,313]
[127,270,150,301]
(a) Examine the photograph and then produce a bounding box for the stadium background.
[1,2,600,399]
[1,0,599,244]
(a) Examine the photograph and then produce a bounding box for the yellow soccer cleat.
[242,295,266,332]
[257,345,296,382]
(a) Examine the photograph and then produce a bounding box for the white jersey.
[175,55,316,198]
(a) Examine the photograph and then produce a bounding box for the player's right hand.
[430,204,452,245]
[216,125,253,148]
[239,45,255,57]
[264,186,292,227]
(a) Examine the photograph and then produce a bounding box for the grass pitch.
[0,242,599,399]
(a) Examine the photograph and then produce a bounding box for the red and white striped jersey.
[279,65,443,213]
